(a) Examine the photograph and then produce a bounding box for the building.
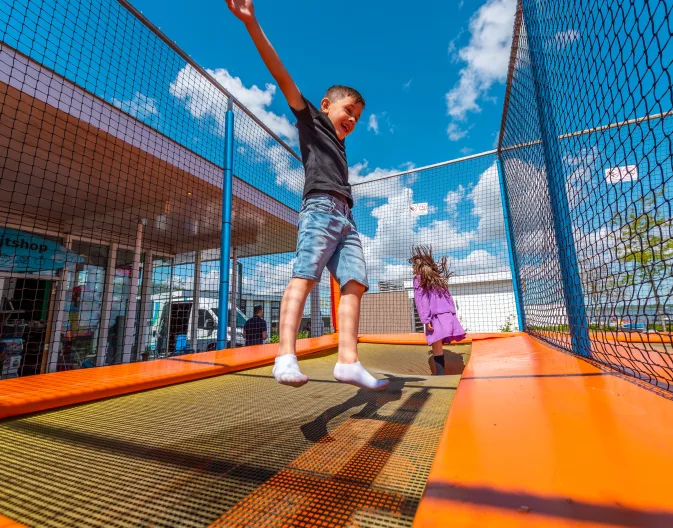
[359,272,519,334]
[0,44,302,377]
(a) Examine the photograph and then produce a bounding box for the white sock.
[272,354,308,387]
[334,362,389,391]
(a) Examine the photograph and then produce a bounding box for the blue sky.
[124,0,519,292]
[116,0,518,296]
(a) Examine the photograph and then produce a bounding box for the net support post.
[230,247,237,348]
[122,218,145,363]
[217,98,235,350]
[496,155,526,332]
[191,249,202,352]
[96,242,119,366]
[522,1,591,357]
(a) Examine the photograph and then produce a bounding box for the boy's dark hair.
[253,305,264,316]
[325,85,366,108]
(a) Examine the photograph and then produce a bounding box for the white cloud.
[468,161,505,242]
[346,160,515,291]
[112,92,159,121]
[555,29,579,49]
[447,122,469,141]
[445,184,467,218]
[242,259,296,296]
[460,147,474,156]
[403,78,413,90]
[170,64,298,146]
[445,0,516,131]
[367,112,394,135]
[458,0,465,9]
[448,249,505,274]
[170,64,304,194]
[368,114,380,134]
[492,130,501,148]
[349,161,414,199]
[267,144,304,193]
[565,149,594,208]
[355,173,476,289]
[447,28,466,58]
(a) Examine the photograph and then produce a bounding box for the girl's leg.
[431,341,445,375]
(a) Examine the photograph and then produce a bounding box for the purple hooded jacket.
[413,275,457,324]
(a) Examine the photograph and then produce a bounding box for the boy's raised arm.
[226,0,305,111]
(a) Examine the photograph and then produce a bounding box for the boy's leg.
[274,193,340,387]
[272,278,315,387]
[332,280,388,390]
[335,280,364,364]
[277,278,315,357]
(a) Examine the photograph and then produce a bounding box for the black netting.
[0,0,326,377]
[351,154,520,336]
[500,0,673,390]
[2,0,670,395]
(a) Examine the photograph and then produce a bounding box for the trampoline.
[0,343,470,527]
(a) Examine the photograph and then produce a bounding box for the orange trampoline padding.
[0,515,25,527]
[358,332,522,345]
[330,276,341,332]
[535,329,673,345]
[591,331,672,344]
[412,334,673,528]
[0,334,339,421]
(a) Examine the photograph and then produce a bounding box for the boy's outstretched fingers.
[226,0,255,23]
[273,354,308,387]
[334,362,389,391]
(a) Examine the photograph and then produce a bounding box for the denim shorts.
[292,193,369,291]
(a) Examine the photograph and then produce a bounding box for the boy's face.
[320,95,363,140]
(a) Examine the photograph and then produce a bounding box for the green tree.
[609,189,672,331]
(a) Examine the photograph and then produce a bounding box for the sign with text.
[0,228,82,273]
[409,202,429,216]
[605,165,638,183]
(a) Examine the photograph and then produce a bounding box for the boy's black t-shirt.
[290,96,353,208]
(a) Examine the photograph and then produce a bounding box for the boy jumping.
[227,0,389,391]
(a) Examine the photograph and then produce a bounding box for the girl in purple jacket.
[410,246,466,375]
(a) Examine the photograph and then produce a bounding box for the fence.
[499,0,673,390]
[350,153,520,336]
[0,0,522,380]
[0,0,316,377]
[1,0,670,393]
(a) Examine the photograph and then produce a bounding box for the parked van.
[150,293,246,356]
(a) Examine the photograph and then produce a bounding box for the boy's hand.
[425,323,434,332]
[226,0,304,110]
[226,0,256,25]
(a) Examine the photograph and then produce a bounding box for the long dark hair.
[409,245,453,291]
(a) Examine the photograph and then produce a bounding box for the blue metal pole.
[496,155,526,332]
[217,98,235,349]
[521,0,591,357]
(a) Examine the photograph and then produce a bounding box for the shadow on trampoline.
[300,375,427,442]
[7,419,277,481]
[423,482,673,527]
[211,380,437,526]
[426,349,467,376]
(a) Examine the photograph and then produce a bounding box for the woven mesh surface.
[0,343,469,527]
